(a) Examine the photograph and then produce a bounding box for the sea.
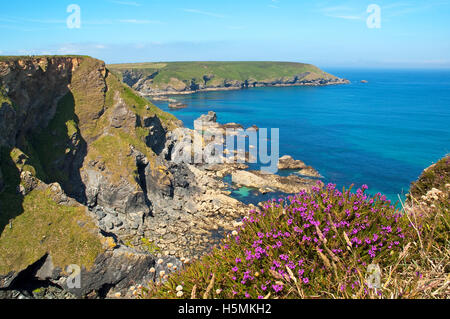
[151,69,450,206]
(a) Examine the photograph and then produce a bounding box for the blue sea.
[151,69,450,205]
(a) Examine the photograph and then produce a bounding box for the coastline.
[141,79,351,97]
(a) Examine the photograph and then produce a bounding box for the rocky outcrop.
[298,166,323,178]
[0,57,81,147]
[0,57,328,299]
[278,155,307,170]
[112,65,350,96]
[231,170,321,194]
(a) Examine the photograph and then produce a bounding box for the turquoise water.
[152,69,450,203]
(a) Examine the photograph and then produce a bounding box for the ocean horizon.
[152,68,450,204]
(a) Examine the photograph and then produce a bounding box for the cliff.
[108,61,349,96]
[0,56,262,298]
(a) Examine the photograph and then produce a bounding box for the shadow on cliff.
[29,91,88,205]
[0,148,24,236]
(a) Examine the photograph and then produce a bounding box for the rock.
[278,155,307,170]
[361,80,368,83]
[231,169,320,193]
[298,166,323,178]
[0,167,4,193]
[110,93,137,129]
[111,63,350,96]
[168,102,187,109]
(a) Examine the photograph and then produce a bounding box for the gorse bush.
[144,183,423,299]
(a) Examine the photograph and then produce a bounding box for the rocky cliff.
[0,55,275,298]
[0,56,323,298]
[108,61,349,96]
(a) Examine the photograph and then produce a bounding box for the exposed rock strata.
[116,68,350,96]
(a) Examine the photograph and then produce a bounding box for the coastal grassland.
[108,61,338,86]
[143,178,449,299]
[408,155,450,200]
[0,148,103,274]
[0,189,103,274]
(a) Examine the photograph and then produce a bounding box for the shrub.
[143,183,417,299]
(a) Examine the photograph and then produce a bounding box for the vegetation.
[408,155,450,200]
[0,188,103,274]
[142,177,449,299]
[108,61,338,89]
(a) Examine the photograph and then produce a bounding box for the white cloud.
[118,19,163,24]
[110,1,141,6]
[182,9,227,19]
[319,5,365,20]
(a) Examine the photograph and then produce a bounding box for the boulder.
[298,166,323,178]
[278,155,307,170]
[231,169,320,194]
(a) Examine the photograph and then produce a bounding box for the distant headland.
[108,61,350,96]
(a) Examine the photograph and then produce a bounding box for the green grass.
[0,188,103,273]
[108,61,338,90]
[408,155,450,200]
[0,147,103,274]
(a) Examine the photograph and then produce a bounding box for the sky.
[1,0,450,68]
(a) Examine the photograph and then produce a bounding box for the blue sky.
[1,0,450,68]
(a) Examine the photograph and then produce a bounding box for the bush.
[143,183,417,299]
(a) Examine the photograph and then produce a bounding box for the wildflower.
[157,259,164,265]
[159,270,165,277]
[176,291,184,297]
[232,266,239,272]
[176,285,183,292]
[303,277,309,284]
[216,289,222,294]
[272,284,283,293]
[232,230,238,236]
[167,263,173,269]
[149,267,156,273]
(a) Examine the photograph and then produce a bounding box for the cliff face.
[108,61,349,96]
[0,56,254,298]
[0,56,183,296]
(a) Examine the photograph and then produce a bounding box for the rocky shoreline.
[114,67,350,97]
[0,57,325,299]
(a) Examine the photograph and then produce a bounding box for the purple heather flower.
[272,284,283,293]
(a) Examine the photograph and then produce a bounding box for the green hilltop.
[108,61,346,95]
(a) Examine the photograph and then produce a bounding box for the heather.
[142,182,447,299]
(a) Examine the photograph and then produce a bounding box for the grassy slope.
[108,61,339,87]
[143,158,449,300]
[0,55,179,274]
[0,147,103,273]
